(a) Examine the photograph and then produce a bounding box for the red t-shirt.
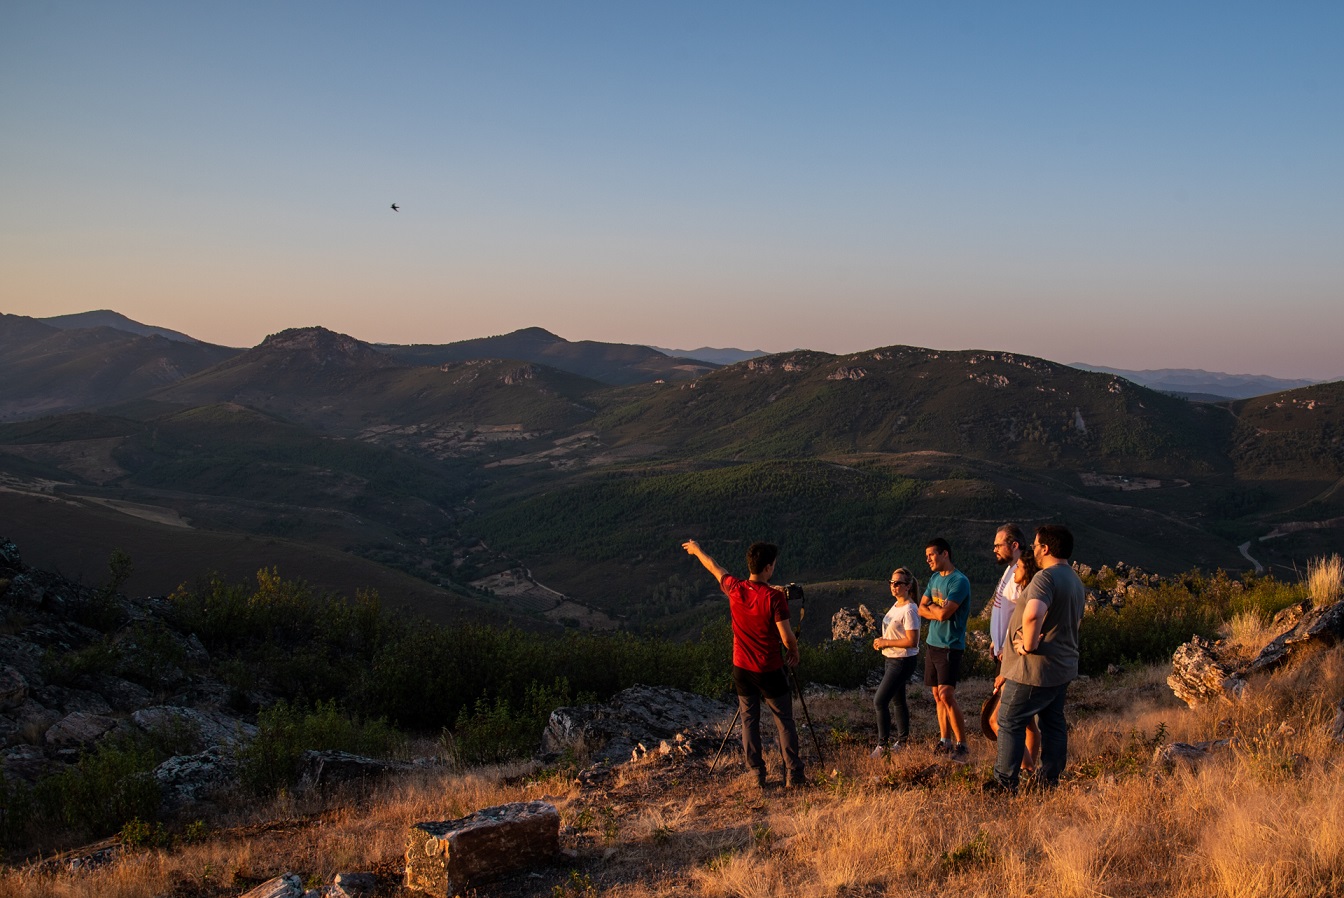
[721,574,791,672]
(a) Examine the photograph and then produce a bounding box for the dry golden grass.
[1307,553,1343,607]
[4,654,1342,898]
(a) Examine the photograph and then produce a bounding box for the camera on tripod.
[784,582,804,604]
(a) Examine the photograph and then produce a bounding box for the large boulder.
[541,685,732,765]
[831,605,876,642]
[297,750,415,788]
[0,665,28,711]
[44,711,119,748]
[1167,637,1246,708]
[405,801,559,896]
[132,705,257,750]
[154,746,241,807]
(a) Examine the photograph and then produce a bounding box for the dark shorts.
[924,646,964,687]
[733,665,790,700]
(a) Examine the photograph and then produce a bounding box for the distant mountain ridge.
[40,309,202,344]
[0,313,238,422]
[648,345,769,366]
[381,327,716,386]
[1070,364,1323,400]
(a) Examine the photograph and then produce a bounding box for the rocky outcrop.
[405,801,559,896]
[297,749,416,788]
[1167,637,1246,708]
[154,746,240,808]
[0,537,261,800]
[541,685,732,766]
[831,605,876,642]
[1242,599,1344,675]
[1152,738,1235,771]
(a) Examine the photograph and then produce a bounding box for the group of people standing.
[682,522,1085,793]
[872,524,1087,792]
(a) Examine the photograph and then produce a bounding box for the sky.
[2,2,1342,379]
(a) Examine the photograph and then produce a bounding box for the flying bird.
[390,203,399,212]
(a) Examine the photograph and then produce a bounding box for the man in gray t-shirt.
[989,524,1086,792]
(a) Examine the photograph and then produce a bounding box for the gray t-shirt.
[1000,563,1086,687]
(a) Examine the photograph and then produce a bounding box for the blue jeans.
[993,680,1069,789]
[874,656,918,743]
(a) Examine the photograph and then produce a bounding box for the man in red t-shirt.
[684,539,805,788]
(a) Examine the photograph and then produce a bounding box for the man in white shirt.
[989,524,1026,660]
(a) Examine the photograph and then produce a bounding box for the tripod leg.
[789,667,825,767]
[708,703,742,774]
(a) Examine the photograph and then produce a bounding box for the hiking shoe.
[784,772,811,790]
[949,743,970,764]
[982,778,1015,796]
[932,740,952,755]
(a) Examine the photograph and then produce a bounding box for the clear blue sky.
[3,2,1341,378]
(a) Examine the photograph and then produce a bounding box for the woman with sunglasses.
[871,566,921,757]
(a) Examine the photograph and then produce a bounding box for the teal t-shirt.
[923,569,971,650]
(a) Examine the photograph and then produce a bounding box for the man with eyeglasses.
[989,524,1026,660]
[986,524,1086,793]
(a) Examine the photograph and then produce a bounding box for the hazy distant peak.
[40,309,200,344]
[649,345,769,366]
[1070,363,1318,400]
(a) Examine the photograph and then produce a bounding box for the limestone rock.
[331,872,377,898]
[2,744,55,783]
[298,749,414,788]
[239,873,304,898]
[541,685,732,765]
[405,801,559,896]
[0,665,28,711]
[132,705,257,750]
[155,746,241,807]
[45,711,118,747]
[831,607,875,642]
[1242,600,1344,676]
[1153,738,1234,771]
[1167,637,1245,708]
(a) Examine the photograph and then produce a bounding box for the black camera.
[784,582,804,604]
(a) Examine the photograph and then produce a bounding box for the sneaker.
[784,774,811,790]
[870,745,886,759]
[889,739,905,752]
[933,740,952,755]
[982,778,1015,796]
[949,743,970,764]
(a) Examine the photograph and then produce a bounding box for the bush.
[29,738,163,841]
[237,699,405,795]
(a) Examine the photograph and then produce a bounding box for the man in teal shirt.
[918,537,972,762]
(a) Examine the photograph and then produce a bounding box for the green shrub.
[237,699,405,795]
[447,677,585,766]
[30,738,163,841]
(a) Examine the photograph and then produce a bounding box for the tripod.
[709,584,825,774]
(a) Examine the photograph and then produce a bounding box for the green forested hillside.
[591,347,1233,475]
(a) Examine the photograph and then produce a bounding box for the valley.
[2,312,1341,635]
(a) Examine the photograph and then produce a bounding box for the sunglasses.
[890,578,911,586]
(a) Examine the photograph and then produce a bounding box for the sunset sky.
[3,3,1341,379]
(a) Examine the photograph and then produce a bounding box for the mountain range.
[1,309,1341,635]
[1069,364,1322,401]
